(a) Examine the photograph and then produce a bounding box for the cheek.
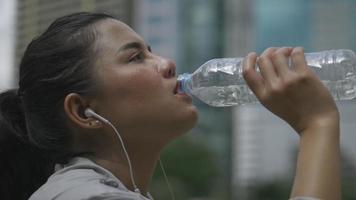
[115,68,163,105]
[98,66,167,126]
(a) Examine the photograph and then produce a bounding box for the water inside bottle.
[322,80,356,100]
[188,58,257,107]
[191,79,356,107]
[191,85,258,107]
[306,49,356,99]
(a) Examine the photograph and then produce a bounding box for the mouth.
[172,80,192,104]
[172,80,193,103]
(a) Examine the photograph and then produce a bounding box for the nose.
[158,57,176,79]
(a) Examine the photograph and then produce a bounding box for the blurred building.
[133,0,179,64]
[0,0,16,90]
[15,0,133,65]
[310,0,356,51]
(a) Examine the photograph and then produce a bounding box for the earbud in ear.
[84,108,109,124]
[88,120,101,126]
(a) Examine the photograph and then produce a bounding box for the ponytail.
[0,89,27,138]
[0,12,116,199]
[0,89,54,200]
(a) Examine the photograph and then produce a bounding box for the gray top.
[29,157,152,200]
[29,156,320,200]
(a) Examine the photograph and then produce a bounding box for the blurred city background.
[1,0,356,199]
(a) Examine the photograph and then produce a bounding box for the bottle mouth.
[177,73,192,94]
[176,81,183,94]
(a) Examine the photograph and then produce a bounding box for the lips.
[173,81,179,94]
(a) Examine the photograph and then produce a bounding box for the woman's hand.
[242,47,339,134]
[243,47,341,199]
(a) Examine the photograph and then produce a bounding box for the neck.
[89,140,164,195]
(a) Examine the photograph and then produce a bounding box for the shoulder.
[29,157,146,200]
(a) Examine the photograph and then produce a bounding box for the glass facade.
[254,0,312,52]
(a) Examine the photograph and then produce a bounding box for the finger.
[257,47,279,82]
[243,52,264,96]
[271,47,293,77]
[291,47,308,73]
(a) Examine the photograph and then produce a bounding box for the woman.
[0,12,340,200]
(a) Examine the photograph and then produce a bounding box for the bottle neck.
[177,73,192,95]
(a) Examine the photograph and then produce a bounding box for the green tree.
[150,136,218,200]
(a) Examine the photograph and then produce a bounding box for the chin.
[172,107,199,136]
[188,107,199,129]
[152,110,198,147]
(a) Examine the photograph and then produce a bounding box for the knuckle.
[291,47,304,57]
[299,74,311,84]
[269,81,284,95]
[242,67,252,79]
[297,70,311,80]
[258,92,270,102]
[283,77,298,89]
[261,47,277,59]
[281,47,292,53]
[257,56,268,65]
[266,47,277,52]
[289,72,311,86]
[271,52,279,60]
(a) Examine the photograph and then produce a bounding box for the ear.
[63,93,103,129]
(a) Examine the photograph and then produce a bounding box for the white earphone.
[84,108,109,124]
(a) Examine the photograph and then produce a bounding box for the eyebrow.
[117,42,151,54]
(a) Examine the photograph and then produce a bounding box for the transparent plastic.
[178,49,356,107]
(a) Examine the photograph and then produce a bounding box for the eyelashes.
[128,47,152,63]
[129,51,145,63]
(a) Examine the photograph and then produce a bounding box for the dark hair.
[0,12,115,199]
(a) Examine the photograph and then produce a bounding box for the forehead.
[95,19,144,48]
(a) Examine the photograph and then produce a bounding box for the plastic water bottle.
[178,49,356,107]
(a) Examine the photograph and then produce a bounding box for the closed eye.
[129,51,145,63]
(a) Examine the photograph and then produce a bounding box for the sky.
[0,0,16,90]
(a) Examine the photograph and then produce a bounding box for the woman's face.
[91,19,198,143]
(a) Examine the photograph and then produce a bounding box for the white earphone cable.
[105,120,140,193]
[159,159,176,200]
